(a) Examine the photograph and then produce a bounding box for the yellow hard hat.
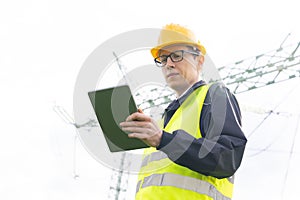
[151,23,206,58]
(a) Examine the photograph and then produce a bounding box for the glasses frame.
[154,50,200,68]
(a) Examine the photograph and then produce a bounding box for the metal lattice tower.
[107,153,130,200]
[217,41,300,94]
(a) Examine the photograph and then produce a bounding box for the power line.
[246,81,299,138]
[281,114,300,200]
[247,114,292,157]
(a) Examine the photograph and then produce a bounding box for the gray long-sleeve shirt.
[157,80,247,179]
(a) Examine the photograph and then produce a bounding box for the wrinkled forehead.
[158,44,199,56]
[158,44,189,55]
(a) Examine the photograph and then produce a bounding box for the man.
[120,23,247,200]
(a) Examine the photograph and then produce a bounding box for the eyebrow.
[158,45,191,56]
[159,49,184,56]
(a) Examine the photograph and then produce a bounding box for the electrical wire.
[245,80,300,159]
[280,114,300,200]
[247,82,299,138]
[247,115,290,157]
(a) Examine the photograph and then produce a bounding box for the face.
[159,45,204,96]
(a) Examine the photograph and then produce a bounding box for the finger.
[126,112,150,122]
[121,127,148,135]
[128,132,148,140]
[119,121,149,128]
[138,108,144,113]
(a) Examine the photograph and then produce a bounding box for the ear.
[197,55,204,71]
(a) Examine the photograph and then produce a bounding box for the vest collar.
[167,80,207,110]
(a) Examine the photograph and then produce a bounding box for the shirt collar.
[165,80,207,111]
[177,85,193,99]
[177,80,206,105]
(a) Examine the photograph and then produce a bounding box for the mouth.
[167,73,179,78]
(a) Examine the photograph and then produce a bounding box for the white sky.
[1,0,300,200]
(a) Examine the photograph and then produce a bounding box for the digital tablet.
[88,85,148,152]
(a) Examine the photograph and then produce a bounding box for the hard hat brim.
[151,41,206,58]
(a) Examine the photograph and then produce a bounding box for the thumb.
[138,108,144,114]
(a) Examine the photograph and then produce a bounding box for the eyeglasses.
[154,50,200,68]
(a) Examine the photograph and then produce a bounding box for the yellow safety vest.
[136,84,234,200]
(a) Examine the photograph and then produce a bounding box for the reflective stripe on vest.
[140,151,235,184]
[137,173,231,200]
[136,84,234,200]
[141,151,168,168]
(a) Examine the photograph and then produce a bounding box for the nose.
[166,57,175,68]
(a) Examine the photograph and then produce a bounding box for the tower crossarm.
[217,42,300,93]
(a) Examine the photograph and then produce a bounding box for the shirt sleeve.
[156,82,247,179]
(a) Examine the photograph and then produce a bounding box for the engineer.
[120,23,247,200]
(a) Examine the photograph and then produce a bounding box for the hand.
[119,109,162,147]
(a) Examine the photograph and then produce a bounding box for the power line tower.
[53,104,131,200]
[107,152,131,200]
[217,41,300,94]
[53,105,98,179]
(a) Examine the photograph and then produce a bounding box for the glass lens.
[154,50,187,67]
[170,51,183,62]
[159,55,168,63]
